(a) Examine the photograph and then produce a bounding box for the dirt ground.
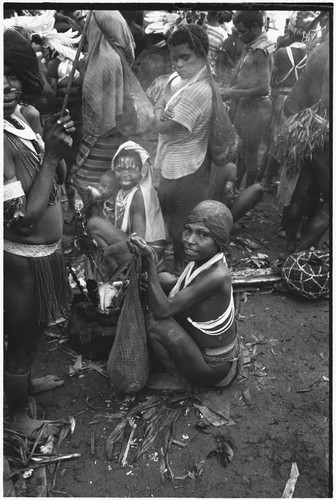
[5,188,331,498]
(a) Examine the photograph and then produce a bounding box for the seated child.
[130,200,242,390]
[85,141,166,286]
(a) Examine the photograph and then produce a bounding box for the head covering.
[185,200,233,252]
[111,141,166,242]
[4,27,43,105]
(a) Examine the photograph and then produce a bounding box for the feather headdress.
[144,11,185,36]
[4,10,81,60]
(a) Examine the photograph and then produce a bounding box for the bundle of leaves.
[275,101,329,178]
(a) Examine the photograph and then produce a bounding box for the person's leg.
[245,99,273,187]
[159,159,210,275]
[296,202,329,251]
[208,162,237,207]
[284,164,312,254]
[230,183,264,222]
[4,253,60,436]
[146,313,232,387]
[86,216,128,248]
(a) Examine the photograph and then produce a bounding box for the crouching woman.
[130,200,242,389]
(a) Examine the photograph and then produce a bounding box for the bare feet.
[147,372,188,392]
[8,412,61,439]
[29,375,64,395]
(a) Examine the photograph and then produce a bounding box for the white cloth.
[169,252,225,298]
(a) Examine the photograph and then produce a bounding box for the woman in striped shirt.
[154,24,214,275]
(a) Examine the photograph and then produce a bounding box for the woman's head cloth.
[4,27,43,105]
[185,200,233,252]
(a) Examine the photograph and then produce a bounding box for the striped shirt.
[155,74,212,179]
[205,24,228,69]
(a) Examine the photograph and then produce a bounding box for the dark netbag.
[106,256,149,394]
[208,87,240,167]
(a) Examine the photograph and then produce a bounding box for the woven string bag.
[282,250,329,299]
[106,255,149,394]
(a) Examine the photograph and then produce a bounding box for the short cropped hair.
[168,24,209,57]
[233,11,264,29]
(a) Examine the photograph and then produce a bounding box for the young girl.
[130,199,242,390]
[85,141,166,282]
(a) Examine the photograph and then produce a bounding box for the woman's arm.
[6,113,73,236]
[130,189,146,238]
[154,96,187,134]
[130,236,228,320]
[154,107,186,134]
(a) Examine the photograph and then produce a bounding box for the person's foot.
[146,372,188,391]
[29,375,64,395]
[8,413,61,438]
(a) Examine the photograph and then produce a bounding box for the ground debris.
[282,462,300,498]
[105,392,190,479]
[66,350,108,378]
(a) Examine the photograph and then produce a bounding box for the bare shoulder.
[195,258,232,291]
[19,106,42,136]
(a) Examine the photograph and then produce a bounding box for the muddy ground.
[5,188,331,498]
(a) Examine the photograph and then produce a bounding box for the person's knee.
[146,313,179,344]
[223,162,237,182]
[86,216,102,236]
[146,313,165,340]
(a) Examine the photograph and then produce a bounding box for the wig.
[4,27,43,105]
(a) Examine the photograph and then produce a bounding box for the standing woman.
[72,10,135,201]
[154,25,213,275]
[4,27,74,436]
[154,24,238,275]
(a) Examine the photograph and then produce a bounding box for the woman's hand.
[43,110,75,162]
[161,107,174,122]
[129,234,156,261]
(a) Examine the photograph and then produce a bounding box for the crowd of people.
[3,8,329,436]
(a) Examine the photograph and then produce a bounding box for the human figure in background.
[154,23,264,274]
[259,11,308,189]
[278,39,329,255]
[4,27,74,436]
[204,10,228,79]
[221,11,274,189]
[153,24,214,274]
[71,10,135,202]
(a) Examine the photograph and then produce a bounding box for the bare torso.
[173,260,236,348]
[4,124,63,245]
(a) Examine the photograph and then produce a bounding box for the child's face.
[114,154,142,190]
[98,173,115,198]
